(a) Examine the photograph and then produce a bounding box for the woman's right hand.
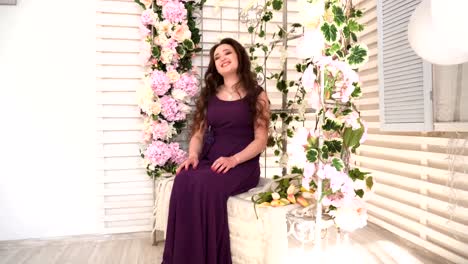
[176,155,199,175]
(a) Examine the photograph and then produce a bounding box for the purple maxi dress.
[162,94,261,264]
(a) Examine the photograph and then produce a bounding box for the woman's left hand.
[211,156,239,174]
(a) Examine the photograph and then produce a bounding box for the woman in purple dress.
[161,38,270,264]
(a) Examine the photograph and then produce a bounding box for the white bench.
[152,177,297,264]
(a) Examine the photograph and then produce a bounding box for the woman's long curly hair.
[191,38,269,135]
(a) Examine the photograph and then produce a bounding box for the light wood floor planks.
[0,224,451,264]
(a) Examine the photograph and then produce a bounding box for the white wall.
[0,0,97,240]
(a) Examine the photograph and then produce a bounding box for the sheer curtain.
[433,62,468,122]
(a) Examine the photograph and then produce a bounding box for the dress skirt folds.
[162,95,260,264]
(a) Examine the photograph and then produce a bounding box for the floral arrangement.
[250,0,375,233]
[135,0,205,177]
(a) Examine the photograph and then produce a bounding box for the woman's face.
[213,44,239,77]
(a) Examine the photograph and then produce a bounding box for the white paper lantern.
[408,0,468,65]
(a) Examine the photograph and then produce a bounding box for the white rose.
[151,101,161,115]
[166,70,180,83]
[179,102,191,113]
[272,192,280,200]
[171,89,188,101]
[160,48,174,64]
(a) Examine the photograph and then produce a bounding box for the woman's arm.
[177,122,206,174]
[212,91,270,173]
[232,91,269,163]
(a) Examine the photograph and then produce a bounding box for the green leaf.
[176,46,186,58]
[274,149,280,156]
[152,46,161,58]
[350,8,363,18]
[248,26,255,33]
[291,166,304,175]
[342,109,353,116]
[276,80,287,92]
[322,118,342,131]
[306,149,318,163]
[287,129,294,138]
[346,44,368,69]
[347,19,364,32]
[331,158,344,171]
[295,63,303,72]
[355,189,364,198]
[262,11,273,22]
[291,23,302,28]
[272,0,283,10]
[351,32,358,42]
[343,25,351,38]
[366,176,374,189]
[320,22,338,43]
[267,136,275,147]
[271,113,278,121]
[289,81,295,87]
[321,145,329,159]
[343,124,365,148]
[349,168,370,181]
[255,65,263,73]
[326,42,341,56]
[262,45,268,53]
[332,5,346,27]
[351,83,362,98]
[183,39,195,50]
[259,30,265,38]
[324,140,342,154]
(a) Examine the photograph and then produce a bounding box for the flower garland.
[135,0,205,177]
[251,0,374,233]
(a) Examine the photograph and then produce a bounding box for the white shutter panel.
[377,0,433,131]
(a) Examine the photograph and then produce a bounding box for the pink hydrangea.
[152,119,170,140]
[160,96,187,121]
[140,9,156,26]
[151,70,171,96]
[168,142,187,164]
[360,120,368,144]
[343,111,360,130]
[145,140,171,166]
[162,1,187,24]
[139,24,151,38]
[173,73,199,96]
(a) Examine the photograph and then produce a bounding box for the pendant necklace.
[225,89,236,101]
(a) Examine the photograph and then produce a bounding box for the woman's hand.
[211,156,240,174]
[176,155,199,175]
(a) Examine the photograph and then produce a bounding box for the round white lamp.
[407,0,468,65]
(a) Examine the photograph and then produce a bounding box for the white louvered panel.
[368,211,468,263]
[96,26,141,40]
[377,0,432,130]
[359,1,468,261]
[372,195,468,239]
[97,0,141,14]
[98,105,140,118]
[98,131,142,144]
[96,12,139,27]
[97,52,141,65]
[369,216,467,264]
[98,117,141,131]
[97,91,137,105]
[97,79,142,92]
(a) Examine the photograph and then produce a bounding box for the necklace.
[221,84,237,100]
[224,89,236,101]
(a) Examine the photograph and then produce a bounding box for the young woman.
[162,38,270,264]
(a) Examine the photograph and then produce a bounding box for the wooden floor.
[0,223,450,264]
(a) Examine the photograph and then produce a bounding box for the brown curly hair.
[191,38,269,135]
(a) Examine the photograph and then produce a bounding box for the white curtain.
[433,62,468,122]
